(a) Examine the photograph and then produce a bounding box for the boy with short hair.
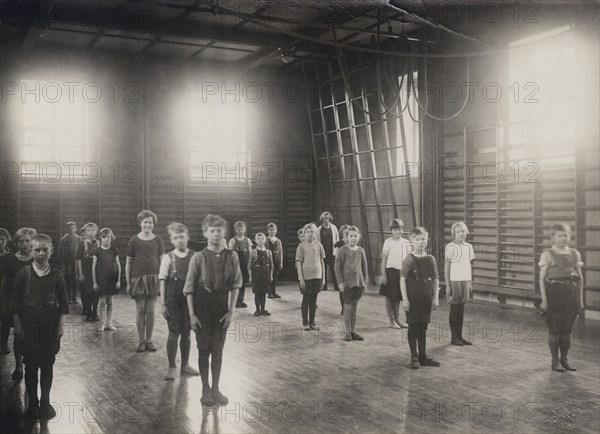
[10,234,69,419]
[159,222,199,381]
[184,214,241,406]
[59,222,81,304]
[539,222,584,372]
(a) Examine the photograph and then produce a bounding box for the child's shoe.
[136,342,146,352]
[552,360,565,372]
[181,365,200,376]
[303,324,311,331]
[105,324,116,331]
[309,324,320,331]
[267,294,275,299]
[211,388,229,405]
[560,359,577,371]
[254,310,261,317]
[240,302,247,308]
[351,332,364,341]
[40,402,57,419]
[451,339,464,346]
[145,342,157,352]
[201,388,215,406]
[344,333,353,341]
[410,358,420,369]
[164,367,177,381]
[460,337,472,345]
[389,320,401,329]
[97,324,104,332]
[419,357,441,367]
[273,293,281,299]
[261,310,271,316]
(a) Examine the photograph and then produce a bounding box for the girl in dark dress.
[1,227,36,381]
[0,228,13,355]
[92,228,121,332]
[76,222,99,321]
[401,227,440,369]
[249,233,274,316]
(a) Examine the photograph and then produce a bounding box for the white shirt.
[158,249,190,280]
[382,237,411,270]
[445,241,475,281]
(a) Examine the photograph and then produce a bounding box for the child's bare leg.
[393,300,407,328]
[145,296,157,344]
[106,295,115,330]
[343,303,352,336]
[351,301,358,333]
[98,297,106,331]
[164,331,178,380]
[385,298,398,328]
[135,297,146,345]
[180,329,198,375]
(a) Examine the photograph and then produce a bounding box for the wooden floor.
[1,283,599,434]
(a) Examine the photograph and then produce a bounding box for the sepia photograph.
[0,0,598,433]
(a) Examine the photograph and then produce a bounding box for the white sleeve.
[382,238,390,254]
[158,254,170,280]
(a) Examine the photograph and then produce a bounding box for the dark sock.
[24,364,39,405]
[261,293,266,311]
[198,350,210,389]
[559,333,571,360]
[449,304,459,341]
[407,324,418,359]
[40,362,53,404]
[418,323,428,360]
[1,321,10,348]
[309,293,318,324]
[237,285,245,304]
[254,293,261,311]
[301,294,309,324]
[457,304,465,339]
[167,332,178,368]
[211,350,223,391]
[548,333,560,361]
[180,332,191,366]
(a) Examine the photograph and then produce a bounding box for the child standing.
[296,223,325,331]
[59,222,81,304]
[76,222,99,321]
[249,233,274,316]
[539,222,584,372]
[92,228,121,332]
[381,219,410,329]
[315,212,339,291]
[228,221,252,309]
[1,227,36,381]
[184,214,241,406]
[10,234,69,419]
[159,223,199,381]
[126,210,165,352]
[0,228,13,355]
[445,222,474,346]
[266,223,283,299]
[335,226,368,342]
[401,227,440,369]
[334,225,348,315]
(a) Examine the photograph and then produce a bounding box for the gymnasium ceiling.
[0,1,597,69]
[0,0,470,69]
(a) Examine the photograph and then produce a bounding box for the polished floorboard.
[1,283,599,433]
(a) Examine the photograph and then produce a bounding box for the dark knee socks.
[254,293,261,312]
[211,350,223,391]
[408,323,428,360]
[548,333,560,361]
[309,293,318,324]
[254,293,266,312]
[198,350,210,390]
[559,333,571,361]
[25,364,39,405]
[167,332,178,368]
[40,362,53,404]
[180,332,191,366]
[237,284,246,304]
[449,304,465,340]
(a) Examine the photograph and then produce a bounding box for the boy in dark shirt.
[184,214,242,406]
[11,234,69,419]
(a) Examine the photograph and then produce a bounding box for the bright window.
[189,99,248,181]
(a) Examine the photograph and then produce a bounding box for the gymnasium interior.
[0,0,599,433]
